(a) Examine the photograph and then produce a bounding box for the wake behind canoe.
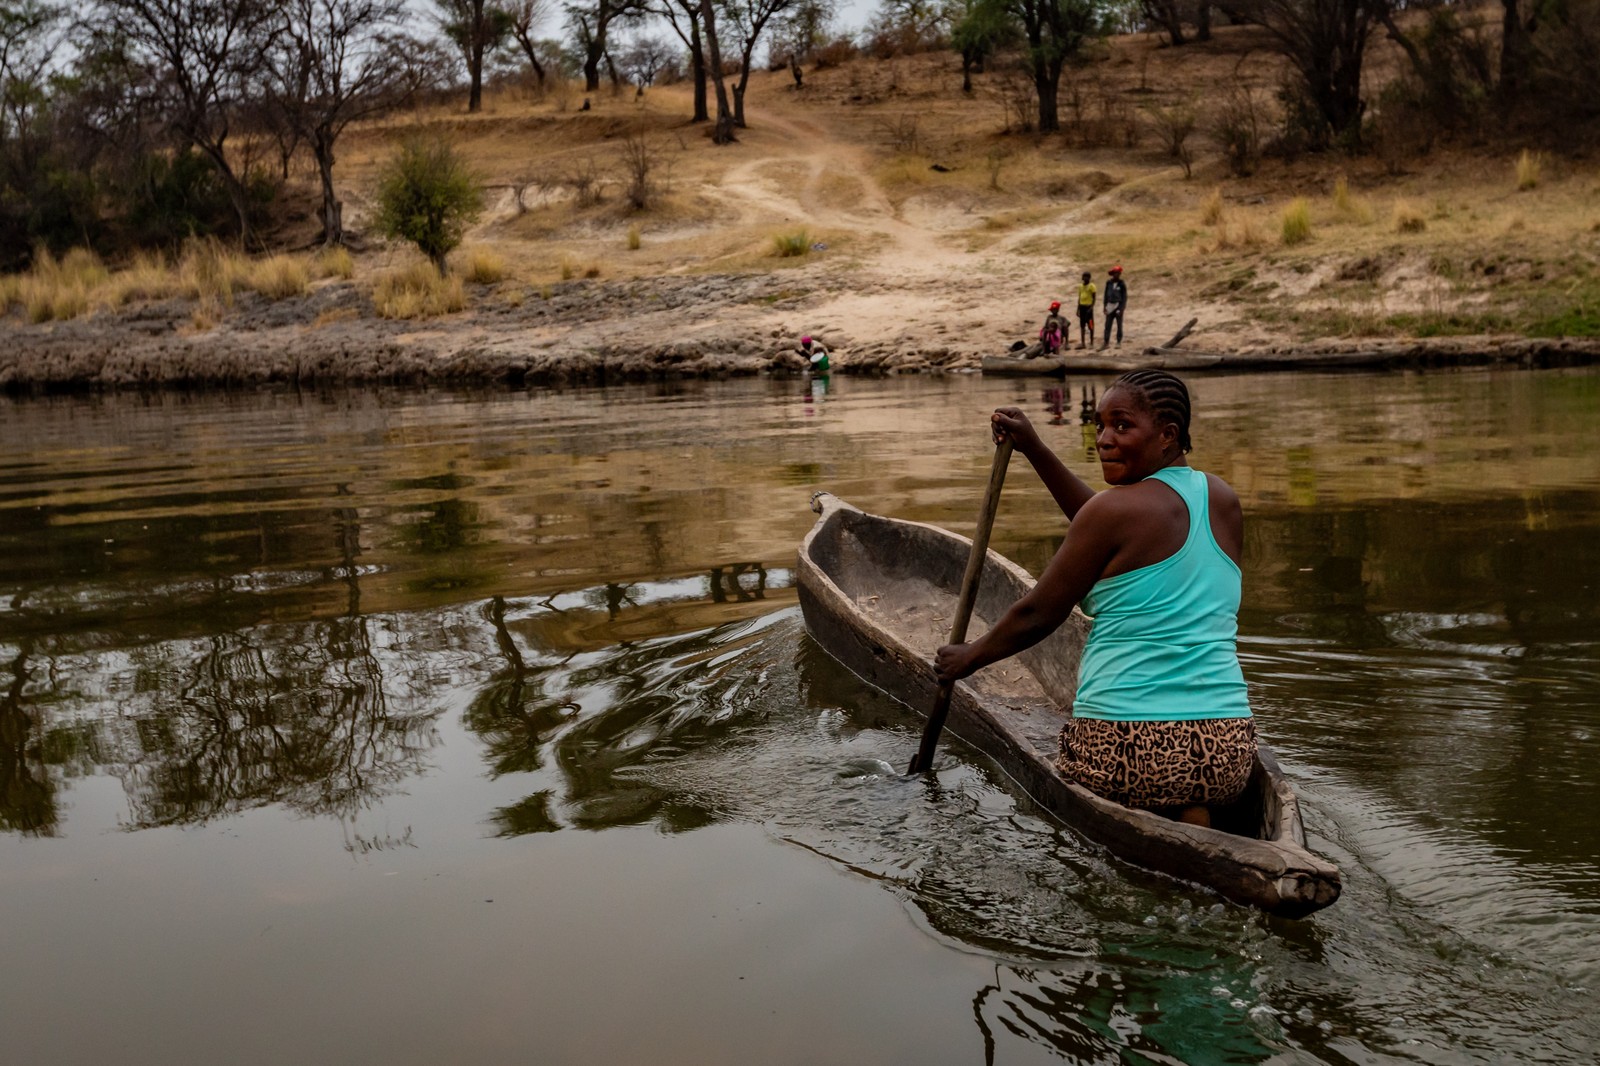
[796,492,1341,917]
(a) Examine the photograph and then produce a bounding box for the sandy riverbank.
[6,265,1599,392]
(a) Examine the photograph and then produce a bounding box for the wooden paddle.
[908,437,1014,774]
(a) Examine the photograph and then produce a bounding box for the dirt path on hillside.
[698,105,1214,362]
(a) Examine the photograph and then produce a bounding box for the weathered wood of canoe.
[979,355,1068,377]
[980,352,1225,376]
[796,493,1341,918]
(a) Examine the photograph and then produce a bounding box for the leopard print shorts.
[1055,716,1257,810]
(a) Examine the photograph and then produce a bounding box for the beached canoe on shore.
[795,492,1342,917]
[981,351,1226,376]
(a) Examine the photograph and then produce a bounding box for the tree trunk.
[790,53,803,89]
[518,39,547,90]
[1197,2,1212,41]
[469,41,485,111]
[733,65,751,127]
[690,23,709,122]
[1157,0,1187,45]
[313,130,342,246]
[194,139,253,246]
[1500,0,1533,100]
[1032,54,1061,134]
[699,0,735,143]
[584,44,603,92]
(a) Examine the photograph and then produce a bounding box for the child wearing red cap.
[1039,301,1067,355]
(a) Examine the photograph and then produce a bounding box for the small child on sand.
[1039,302,1066,355]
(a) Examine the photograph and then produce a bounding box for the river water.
[2,369,1596,1064]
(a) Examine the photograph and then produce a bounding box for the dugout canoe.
[796,492,1341,917]
[981,351,1226,376]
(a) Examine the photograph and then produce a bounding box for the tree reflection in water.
[0,605,444,833]
[0,641,58,836]
[117,615,440,828]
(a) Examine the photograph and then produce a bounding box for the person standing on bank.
[1075,271,1096,349]
[932,370,1255,827]
[1101,265,1127,349]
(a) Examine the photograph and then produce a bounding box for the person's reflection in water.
[603,582,638,621]
[1043,386,1066,426]
[803,374,827,416]
[1079,385,1098,460]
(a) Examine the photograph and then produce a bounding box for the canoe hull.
[981,352,1226,376]
[796,494,1341,917]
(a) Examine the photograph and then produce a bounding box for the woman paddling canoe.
[933,370,1254,828]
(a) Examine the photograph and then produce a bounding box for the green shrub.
[772,230,811,257]
[374,139,484,272]
[1280,199,1313,245]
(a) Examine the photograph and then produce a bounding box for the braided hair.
[1110,369,1193,454]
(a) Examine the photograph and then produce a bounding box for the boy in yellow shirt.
[1075,271,1096,349]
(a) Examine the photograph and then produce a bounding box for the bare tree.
[772,0,834,65]
[1226,0,1381,143]
[1142,0,1187,45]
[269,0,436,246]
[96,0,281,243]
[566,0,645,93]
[507,0,553,90]
[0,1,63,149]
[435,0,512,111]
[723,0,799,128]
[699,0,735,142]
[617,33,672,89]
[969,0,1099,134]
[655,0,708,122]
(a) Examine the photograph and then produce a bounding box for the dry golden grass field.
[6,20,1600,377]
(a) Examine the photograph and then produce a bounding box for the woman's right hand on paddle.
[934,642,979,684]
[991,407,1039,453]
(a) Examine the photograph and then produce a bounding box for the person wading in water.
[934,370,1255,827]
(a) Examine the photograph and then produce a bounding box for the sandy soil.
[5,29,1599,390]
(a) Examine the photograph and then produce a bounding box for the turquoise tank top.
[1073,466,1252,722]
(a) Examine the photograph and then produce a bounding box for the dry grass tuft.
[1207,213,1263,251]
[1280,199,1313,245]
[627,223,641,250]
[1199,187,1225,226]
[189,296,224,332]
[372,261,466,319]
[315,245,356,279]
[110,251,177,305]
[177,238,250,305]
[1392,200,1427,233]
[461,245,507,284]
[772,230,811,257]
[248,255,311,299]
[1516,149,1542,191]
[12,248,108,322]
[1331,176,1374,224]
